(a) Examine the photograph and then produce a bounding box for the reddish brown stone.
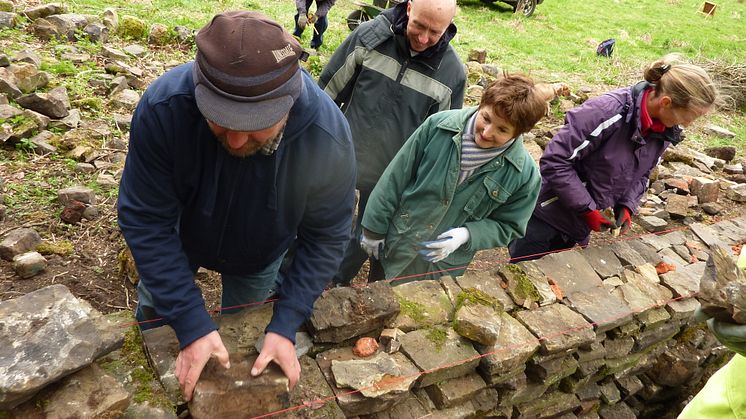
[352,337,379,357]
[60,199,86,224]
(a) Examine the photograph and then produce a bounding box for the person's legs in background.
[310,13,328,49]
[333,189,372,286]
[508,216,578,262]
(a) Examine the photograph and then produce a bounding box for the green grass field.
[2,0,745,148]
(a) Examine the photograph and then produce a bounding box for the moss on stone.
[454,287,503,313]
[426,327,448,352]
[505,265,541,303]
[118,15,147,40]
[116,326,174,410]
[36,240,74,256]
[397,296,428,325]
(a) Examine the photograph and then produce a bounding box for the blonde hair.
[644,54,719,111]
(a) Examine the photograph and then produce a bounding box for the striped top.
[458,112,516,184]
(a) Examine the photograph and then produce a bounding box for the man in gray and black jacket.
[319,0,465,285]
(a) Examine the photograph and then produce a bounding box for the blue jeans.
[135,251,286,330]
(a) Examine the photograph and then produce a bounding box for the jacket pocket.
[391,211,412,234]
[463,177,509,220]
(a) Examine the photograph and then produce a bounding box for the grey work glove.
[360,230,385,260]
[297,13,308,30]
[694,306,746,357]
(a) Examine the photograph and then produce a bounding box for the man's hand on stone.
[175,330,231,401]
[251,332,300,389]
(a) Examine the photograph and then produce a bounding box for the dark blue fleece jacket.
[118,63,355,348]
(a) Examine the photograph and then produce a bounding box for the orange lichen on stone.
[655,262,676,274]
[548,278,564,300]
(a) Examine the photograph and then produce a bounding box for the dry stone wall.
[138,217,745,418]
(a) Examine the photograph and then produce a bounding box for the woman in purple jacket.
[509,54,719,261]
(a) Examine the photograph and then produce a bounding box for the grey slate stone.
[581,246,624,279]
[513,390,580,418]
[598,380,621,404]
[690,222,731,248]
[0,227,42,260]
[309,282,399,343]
[0,285,123,409]
[599,401,637,419]
[658,247,689,270]
[12,251,47,278]
[389,279,451,332]
[636,215,668,232]
[610,241,647,266]
[331,351,418,398]
[626,240,663,264]
[399,327,480,388]
[316,347,414,416]
[424,371,487,409]
[565,285,634,333]
[517,260,557,306]
[471,312,540,377]
[515,303,595,354]
[659,261,705,298]
[455,270,515,312]
[58,185,96,205]
[603,336,635,359]
[452,302,501,346]
[534,250,603,294]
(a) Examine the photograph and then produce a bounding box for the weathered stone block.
[0,285,123,409]
[11,363,130,418]
[513,390,580,418]
[331,351,418,398]
[399,327,480,388]
[666,297,699,321]
[424,371,487,409]
[660,261,705,298]
[189,354,289,419]
[452,302,501,346]
[599,401,636,419]
[475,312,539,376]
[598,379,621,404]
[690,222,731,249]
[615,374,643,399]
[58,185,97,205]
[534,250,603,294]
[316,347,413,416]
[690,177,719,204]
[309,282,399,343]
[610,241,647,267]
[526,355,578,387]
[516,303,595,354]
[566,285,634,333]
[603,336,635,360]
[0,227,42,260]
[286,356,345,419]
[633,322,680,352]
[517,260,557,306]
[389,280,451,332]
[581,246,624,279]
[12,251,47,278]
[455,270,515,312]
[217,303,273,355]
[498,264,543,308]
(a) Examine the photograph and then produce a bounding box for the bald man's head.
[406,0,456,52]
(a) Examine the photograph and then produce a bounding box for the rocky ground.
[2,2,746,418]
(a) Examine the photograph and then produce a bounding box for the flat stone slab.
[513,389,581,418]
[399,327,480,388]
[452,302,501,346]
[660,261,705,298]
[475,312,539,376]
[514,303,595,355]
[622,265,674,305]
[310,282,399,343]
[455,270,515,312]
[534,250,603,295]
[565,286,634,333]
[690,222,731,248]
[316,347,413,417]
[331,351,418,398]
[424,371,487,409]
[11,363,131,418]
[188,354,289,419]
[515,260,557,306]
[0,284,123,409]
[389,280,452,331]
[581,246,624,279]
[610,241,647,267]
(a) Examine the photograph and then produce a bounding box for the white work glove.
[419,227,470,263]
[360,231,385,260]
[297,13,308,30]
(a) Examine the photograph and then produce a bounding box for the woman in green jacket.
[360,74,549,282]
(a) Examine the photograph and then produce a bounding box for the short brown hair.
[479,74,547,135]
